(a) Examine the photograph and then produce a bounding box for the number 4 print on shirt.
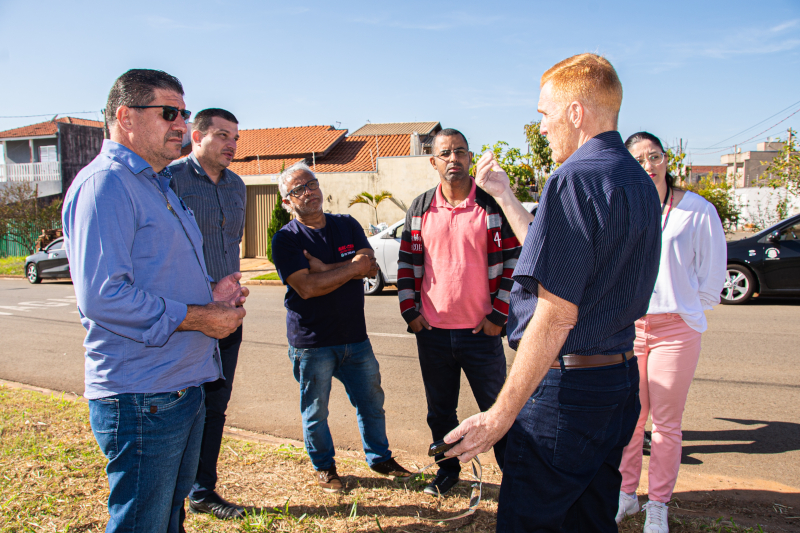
[494,232,502,248]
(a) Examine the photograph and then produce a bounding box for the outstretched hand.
[443,409,515,463]
[212,272,248,308]
[474,151,512,198]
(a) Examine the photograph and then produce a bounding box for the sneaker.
[370,457,414,481]
[188,491,246,519]
[616,491,640,523]
[643,500,669,533]
[423,472,460,497]
[316,465,343,493]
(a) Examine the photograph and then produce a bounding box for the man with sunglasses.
[168,108,247,519]
[397,128,520,496]
[62,69,247,533]
[271,162,413,493]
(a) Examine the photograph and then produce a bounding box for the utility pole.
[788,128,794,163]
[732,144,737,192]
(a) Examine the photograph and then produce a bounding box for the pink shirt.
[420,179,492,329]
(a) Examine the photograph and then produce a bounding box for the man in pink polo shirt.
[397,128,521,496]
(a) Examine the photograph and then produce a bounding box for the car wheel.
[721,265,754,304]
[26,263,41,284]
[364,273,384,296]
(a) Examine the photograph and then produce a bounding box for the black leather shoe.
[423,472,460,496]
[188,491,246,519]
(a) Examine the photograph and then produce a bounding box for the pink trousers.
[619,313,702,503]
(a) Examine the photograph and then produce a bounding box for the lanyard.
[661,184,673,232]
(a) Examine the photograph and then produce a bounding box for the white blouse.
[647,191,728,332]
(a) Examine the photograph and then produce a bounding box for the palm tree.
[348,191,394,225]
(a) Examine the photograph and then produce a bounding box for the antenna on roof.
[336,121,341,129]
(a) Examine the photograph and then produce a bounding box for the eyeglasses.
[434,148,469,160]
[129,105,192,122]
[288,179,320,198]
[634,152,665,167]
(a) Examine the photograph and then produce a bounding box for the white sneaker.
[643,501,669,533]
[615,491,640,523]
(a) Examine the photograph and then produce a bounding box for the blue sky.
[1,0,799,165]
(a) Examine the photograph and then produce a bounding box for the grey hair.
[278,161,316,213]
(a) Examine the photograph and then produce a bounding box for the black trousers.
[415,326,508,476]
[188,325,243,500]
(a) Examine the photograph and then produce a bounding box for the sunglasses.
[129,105,192,122]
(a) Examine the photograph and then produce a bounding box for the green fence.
[0,224,61,258]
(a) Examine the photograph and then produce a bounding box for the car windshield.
[753,215,800,238]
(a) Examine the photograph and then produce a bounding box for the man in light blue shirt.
[63,69,247,533]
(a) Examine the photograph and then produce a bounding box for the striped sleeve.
[487,210,521,326]
[397,206,421,324]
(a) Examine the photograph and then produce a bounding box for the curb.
[242,279,283,286]
[0,275,25,279]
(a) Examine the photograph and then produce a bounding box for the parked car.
[722,214,800,304]
[24,237,71,284]
[363,202,538,295]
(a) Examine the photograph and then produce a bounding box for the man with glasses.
[397,128,520,496]
[271,162,413,493]
[62,69,247,532]
[168,108,247,519]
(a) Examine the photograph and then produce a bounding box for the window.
[780,223,800,241]
[39,145,57,162]
[46,240,64,251]
[392,223,404,238]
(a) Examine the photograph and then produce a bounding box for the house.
[0,116,105,198]
[687,165,727,186]
[720,141,795,188]
[231,122,442,258]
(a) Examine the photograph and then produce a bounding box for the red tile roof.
[312,134,410,173]
[235,125,346,159]
[350,121,440,136]
[0,117,103,139]
[229,157,305,176]
[691,165,727,174]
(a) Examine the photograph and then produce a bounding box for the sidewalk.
[239,257,281,285]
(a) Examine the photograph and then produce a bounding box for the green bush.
[686,176,741,232]
[266,193,291,263]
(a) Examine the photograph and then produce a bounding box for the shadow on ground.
[680,418,800,465]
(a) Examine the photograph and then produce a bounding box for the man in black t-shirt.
[271,162,412,493]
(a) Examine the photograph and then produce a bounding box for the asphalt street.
[1,279,798,493]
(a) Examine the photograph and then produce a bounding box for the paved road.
[1,279,798,491]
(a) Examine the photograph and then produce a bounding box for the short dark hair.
[193,108,239,135]
[105,69,184,125]
[624,131,680,189]
[431,128,469,153]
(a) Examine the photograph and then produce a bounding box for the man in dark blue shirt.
[271,162,412,493]
[169,108,247,519]
[444,53,661,532]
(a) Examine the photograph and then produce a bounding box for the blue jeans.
[288,339,392,470]
[497,360,640,533]
[89,386,206,533]
[415,327,508,476]
[190,325,242,501]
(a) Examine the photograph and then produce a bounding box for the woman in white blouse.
[616,132,727,533]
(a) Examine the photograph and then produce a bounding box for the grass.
[250,272,280,281]
[0,385,783,532]
[0,256,25,276]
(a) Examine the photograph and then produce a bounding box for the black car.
[24,237,71,284]
[722,214,800,304]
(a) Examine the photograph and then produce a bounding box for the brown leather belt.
[551,350,634,370]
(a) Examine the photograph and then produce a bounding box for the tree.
[666,147,689,186]
[524,120,554,196]
[0,182,63,255]
[266,163,292,263]
[348,191,393,225]
[761,129,799,197]
[472,141,535,202]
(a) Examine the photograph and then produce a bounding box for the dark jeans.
[496,359,640,533]
[415,327,508,476]
[189,325,243,500]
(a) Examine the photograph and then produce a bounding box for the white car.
[362,202,537,296]
[364,219,404,295]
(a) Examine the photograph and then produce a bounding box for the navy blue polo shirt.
[507,131,661,355]
[272,214,371,348]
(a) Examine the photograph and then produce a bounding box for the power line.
[696,99,800,150]
[0,110,99,119]
[689,107,800,156]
